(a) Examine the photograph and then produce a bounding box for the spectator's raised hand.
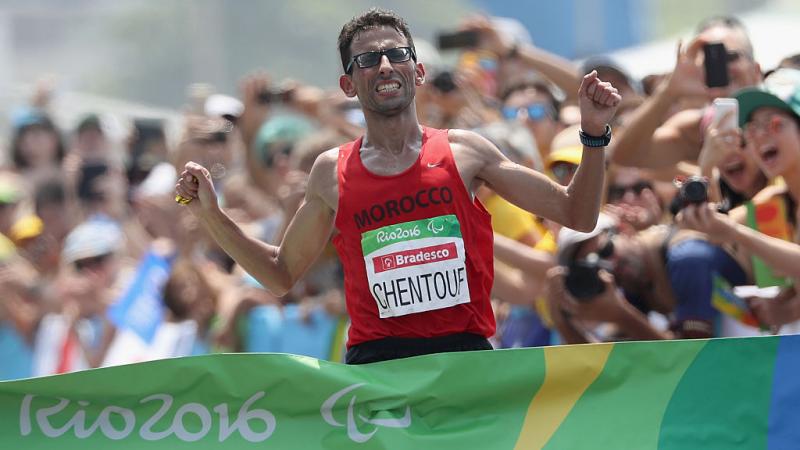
[603,203,650,235]
[281,80,325,118]
[460,15,511,58]
[698,108,742,172]
[665,39,710,100]
[238,72,272,145]
[579,71,622,136]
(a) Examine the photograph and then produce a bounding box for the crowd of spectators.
[2,13,800,379]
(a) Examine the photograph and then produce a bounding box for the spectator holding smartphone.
[678,69,800,329]
[611,17,761,176]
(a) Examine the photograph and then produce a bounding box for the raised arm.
[609,40,708,169]
[456,71,619,231]
[176,152,337,296]
[465,16,581,102]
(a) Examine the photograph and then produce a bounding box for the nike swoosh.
[427,162,442,168]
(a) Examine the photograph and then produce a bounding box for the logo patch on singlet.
[361,215,471,318]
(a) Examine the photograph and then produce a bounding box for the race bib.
[361,215,471,318]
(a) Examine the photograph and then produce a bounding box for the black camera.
[431,71,458,93]
[436,30,480,50]
[564,257,607,301]
[676,176,709,208]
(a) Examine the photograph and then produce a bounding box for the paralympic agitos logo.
[320,383,412,443]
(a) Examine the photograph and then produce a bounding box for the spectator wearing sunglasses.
[605,166,664,232]
[500,75,564,165]
[176,8,621,364]
[545,125,584,187]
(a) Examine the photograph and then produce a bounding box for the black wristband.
[579,124,612,147]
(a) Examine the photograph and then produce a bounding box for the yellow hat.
[10,215,43,244]
[546,145,583,169]
[546,125,583,169]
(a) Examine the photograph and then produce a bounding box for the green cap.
[735,68,800,127]
[253,115,313,161]
[0,179,21,204]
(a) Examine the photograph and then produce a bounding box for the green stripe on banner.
[543,339,706,450]
[0,349,545,449]
[658,337,778,450]
[0,337,788,449]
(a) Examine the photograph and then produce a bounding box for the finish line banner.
[1,336,799,449]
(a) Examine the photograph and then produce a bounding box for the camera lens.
[564,260,605,301]
[681,178,708,204]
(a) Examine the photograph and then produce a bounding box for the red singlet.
[333,127,495,347]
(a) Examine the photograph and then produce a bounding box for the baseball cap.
[62,219,123,264]
[75,114,102,134]
[735,68,800,127]
[556,213,616,265]
[9,215,43,244]
[546,125,583,170]
[10,107,50,130]
[254,115,313,165]
[581,56,641,95]
[205,94,244,120]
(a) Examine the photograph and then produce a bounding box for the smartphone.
[78,162,109,201]
[257,88,293,105]
[436,30,479,50]
[712,98,739,131]
[704,42,730,88]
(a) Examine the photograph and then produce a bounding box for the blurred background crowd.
[2,0,800,379]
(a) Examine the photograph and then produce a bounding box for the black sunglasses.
[345,47,416,74]
[726,50,745,62]
[74,253,112,272]
[607,181,653,202]
[596,234,615,260]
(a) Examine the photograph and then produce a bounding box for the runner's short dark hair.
[338,8,416,73]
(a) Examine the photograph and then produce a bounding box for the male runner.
[175,8,620,363]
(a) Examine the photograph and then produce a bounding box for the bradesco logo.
[321,383,411,443]
[19,392,276,443]
[373,242,458,273]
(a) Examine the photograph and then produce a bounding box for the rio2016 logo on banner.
[19,392,276,443]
